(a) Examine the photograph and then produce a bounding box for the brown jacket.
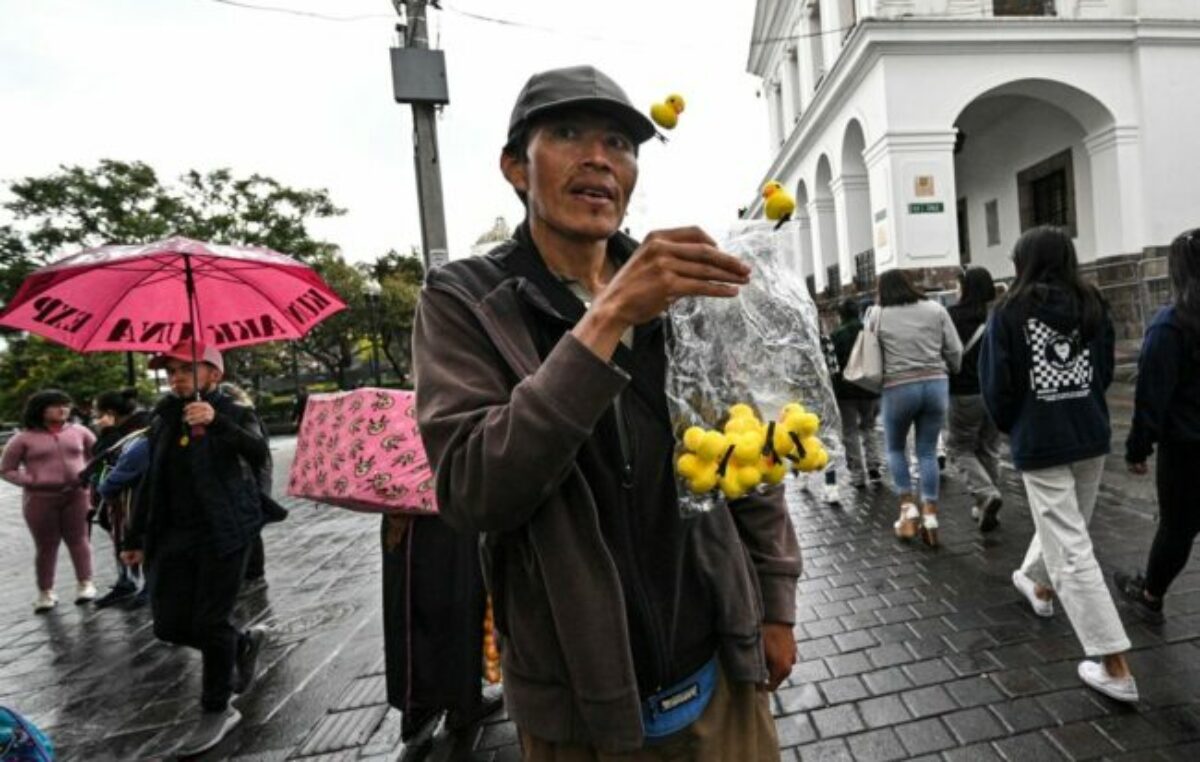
[413,235,801,752]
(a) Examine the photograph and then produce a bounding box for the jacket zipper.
[613,392,671,693]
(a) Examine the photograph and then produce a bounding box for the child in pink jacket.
[1,389,97,612]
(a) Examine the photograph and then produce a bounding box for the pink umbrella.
[0,236,346,354]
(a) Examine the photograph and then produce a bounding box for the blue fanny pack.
[641,655,719,741]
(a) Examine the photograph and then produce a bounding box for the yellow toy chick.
[762,180,796,230]
[650,94,686,130]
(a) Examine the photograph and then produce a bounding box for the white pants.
[1019,456,1130,656]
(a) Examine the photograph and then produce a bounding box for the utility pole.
[391,1,449,272]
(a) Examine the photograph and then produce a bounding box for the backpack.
[0,707,53,761]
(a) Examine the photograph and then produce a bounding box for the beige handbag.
[844,306,884,393]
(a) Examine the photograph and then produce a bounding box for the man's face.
[502,110,638,243]
[164,359,222,398]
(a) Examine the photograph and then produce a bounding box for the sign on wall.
[908,202,945,214]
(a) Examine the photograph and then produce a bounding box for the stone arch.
[950,77,1132,274]
[809,155,839,291]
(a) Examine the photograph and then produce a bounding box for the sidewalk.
[0,437,401,761]
[2,412,1198,760]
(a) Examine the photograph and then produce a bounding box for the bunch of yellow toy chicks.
[675,402,829,500]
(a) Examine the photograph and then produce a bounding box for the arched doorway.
[793,180,813,283]
[810,155,838,293]
[837,119,873,293]
[951,79,1126,277]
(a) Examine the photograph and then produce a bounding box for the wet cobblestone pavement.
[2,425,1199,761]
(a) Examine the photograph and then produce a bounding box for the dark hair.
[1169,228,1200,338]
[956,266,997,320]
[1005,226,1103,339]
[22,389,72,431]
[837,298,861,322]
[94,388,139,418]
[877,269,925,307]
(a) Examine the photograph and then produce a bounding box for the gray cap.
[506,65,657,148]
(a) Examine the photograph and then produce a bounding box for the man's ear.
[500,150,529,196]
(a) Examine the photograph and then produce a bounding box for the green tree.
[368,249,424,384]
[0,160,361,417]
[0,336,154,425]
[296,254,366,390]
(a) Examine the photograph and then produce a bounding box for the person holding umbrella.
[120,340,269,757]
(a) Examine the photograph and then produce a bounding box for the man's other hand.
[761,621,797,691]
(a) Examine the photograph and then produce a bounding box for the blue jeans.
[881,378,949,503]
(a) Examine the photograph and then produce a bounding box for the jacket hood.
[1015,284,1086,335]
[115,409,152,436]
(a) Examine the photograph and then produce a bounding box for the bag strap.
[963,322,986,354]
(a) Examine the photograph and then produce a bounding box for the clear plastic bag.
[665,221,844,514]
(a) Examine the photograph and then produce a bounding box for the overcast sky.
[0,0,770,266]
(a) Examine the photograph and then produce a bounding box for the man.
[826,298,883,498]
[414,65,801,758]
[121,341,268,757]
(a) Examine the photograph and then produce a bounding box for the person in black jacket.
[979,226,1136,704]
[823,298,882,503]
[1115,228,1200,624]
[121,341,269,757]
[946,267,1004,532]
[81,388,152,608]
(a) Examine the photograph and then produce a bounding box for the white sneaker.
[822,483,840,506]
[33,590,58,613]
[1012,570,1054,618]
[75,580,97,604]
[177,707,242,757]
[1078,660,1138,703]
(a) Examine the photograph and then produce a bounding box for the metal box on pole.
[390,48,449,105]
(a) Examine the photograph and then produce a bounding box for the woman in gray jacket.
[874,270,963,546]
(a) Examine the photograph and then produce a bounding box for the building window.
[957,198,971,265]
[825,264,840,297]
[854,250,875,292]
[985,199,1001,246]
[1017,149,1076,237]
[808,5,824,91]
[993,0,1056,16]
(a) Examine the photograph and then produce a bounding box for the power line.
[208,0,392,22]
[438,3,855,49]
[207,0,855,49]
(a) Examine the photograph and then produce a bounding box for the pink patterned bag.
[286,389,438,515]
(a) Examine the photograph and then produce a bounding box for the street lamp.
[363,279,383,387]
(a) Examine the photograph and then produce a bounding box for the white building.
[469,216,513,258]
[745,0,1200,333]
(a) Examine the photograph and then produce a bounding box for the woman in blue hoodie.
[980,226,1136,704]
[1115,229,1200,625]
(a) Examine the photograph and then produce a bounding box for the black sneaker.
[1113,570,1164,624]
[977,494,1003,533]
[93,584,136,609]
[234,626,267,694]
[401,706,443,744]
[239,577,268,598]
[125,588,149,610]
[445,688,504,733]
